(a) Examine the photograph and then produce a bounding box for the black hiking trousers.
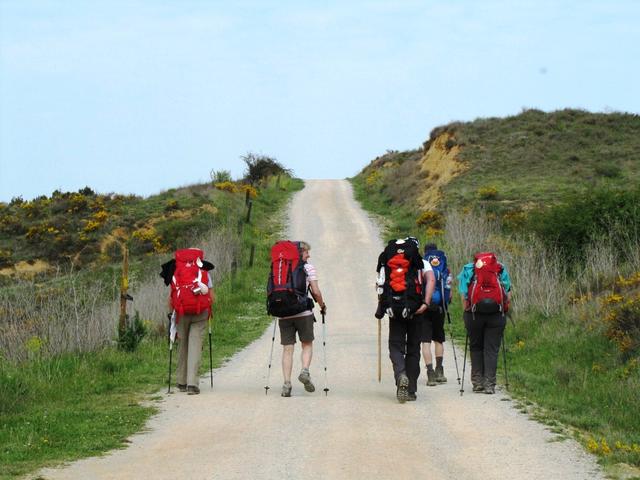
[388,316,421,394]
[463,311,506,388]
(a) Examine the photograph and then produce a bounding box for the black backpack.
[377,239,424,318]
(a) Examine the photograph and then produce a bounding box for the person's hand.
[415,303,428,315]
[320,303,327,315]
[464,299,471,311]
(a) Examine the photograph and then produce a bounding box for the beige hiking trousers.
[176,311,209,386]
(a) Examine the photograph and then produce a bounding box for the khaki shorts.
[279,314,315,345]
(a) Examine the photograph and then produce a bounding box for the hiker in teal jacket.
[457,258,512,394]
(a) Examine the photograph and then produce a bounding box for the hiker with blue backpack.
[458,252,512,394]
[421,243,454,386]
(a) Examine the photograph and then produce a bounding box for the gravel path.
[37,179,605,480]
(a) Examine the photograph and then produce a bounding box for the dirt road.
[37,179,604,480]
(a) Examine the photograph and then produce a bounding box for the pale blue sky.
[1,1,639,201]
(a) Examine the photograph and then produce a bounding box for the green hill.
[355,108,640,221]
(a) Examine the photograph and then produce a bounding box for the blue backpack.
[424,249,452,307]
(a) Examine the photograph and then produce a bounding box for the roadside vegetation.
[0,155,302,479]
[351,109,640,473]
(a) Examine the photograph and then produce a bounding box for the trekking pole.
[460,333,469,396]
[168,340,173,394]
[208,314,214,389]
[322,312,329,396]
[377,317,381,383]
[167,312,173,394]
[264,318,277,395]
[502,329,510,391]
[442,283,461,384]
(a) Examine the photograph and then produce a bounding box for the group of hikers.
[161,238,511,403]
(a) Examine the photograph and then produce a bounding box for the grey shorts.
[279,314,315,345]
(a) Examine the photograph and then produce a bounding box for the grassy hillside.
[0,182,260,277]
[351,109,640,475]
[356,109,640,224]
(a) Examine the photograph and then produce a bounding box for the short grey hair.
[299,241,311,252]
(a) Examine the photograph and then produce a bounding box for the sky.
[1,0,639,201]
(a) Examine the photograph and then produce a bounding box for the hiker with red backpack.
[161,248,215,395]
[266,241,326,397]
[457,252,512,394]
[421,243,453,386]
[376,237,434,403]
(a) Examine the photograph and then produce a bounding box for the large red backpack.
[171,248,212,319]
[468,252,509,313]
[266,241,310,317]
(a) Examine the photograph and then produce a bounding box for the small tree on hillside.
[241,152,291,185]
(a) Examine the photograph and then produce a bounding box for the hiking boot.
[484,384,496,394]
[177,384,187,392]
[426,369,437,386]
[407,392,417,402]
[281,382,292,397]
[187,385,200,395]
[396,372,409,403]
[298,368,315,393]
[472,383,485,393]
[435,366,447,383]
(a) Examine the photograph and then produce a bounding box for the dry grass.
[0,274,118,362]
[444,210,567,316]
[0,226,242,363]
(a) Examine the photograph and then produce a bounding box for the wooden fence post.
[249,244,256,267]
[119,245,129,333]
[246,200,253,223]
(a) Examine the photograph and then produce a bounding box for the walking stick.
[377,317,381,382]
[322,312,329,396]
[264,318,278,395]
[442,283,461,384]
[168,340,173,394]
[167,312,174,394]
[460,333,469,396]
[208,314,214,389]
[502,329,510,391]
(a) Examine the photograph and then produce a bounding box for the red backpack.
[171,248,212,319]
[468,252,509,313]
[379,239,424,318]
[266,241,310,317]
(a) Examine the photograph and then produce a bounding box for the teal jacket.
[457,263,512,299]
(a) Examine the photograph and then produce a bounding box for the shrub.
[416,210,444,230]
[240,184,258,199]
[210,169,232,183]
[366,169,381,189]
[117,311,147,352]
[478,185,499,200]
[0,249,12,268]
[595,162,622,178]
[215,181,239,194]
[527,186,640,264]
[602,275,640,359]
[241,152,291,185]
[164,199,180,212]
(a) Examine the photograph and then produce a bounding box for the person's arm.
[458,264,472,311]
[460,294,470,311]
[424,269,435,305]
[309,280,326,313]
